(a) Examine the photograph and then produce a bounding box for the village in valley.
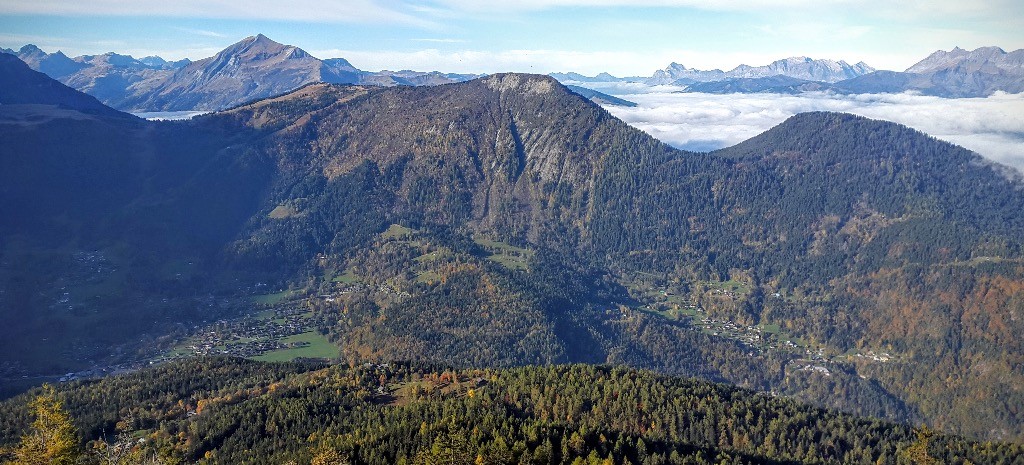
[1,226,894,391]
[621,275,895,379]
[157,292,338,363]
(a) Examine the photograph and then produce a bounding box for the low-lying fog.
[586,83,1024,173]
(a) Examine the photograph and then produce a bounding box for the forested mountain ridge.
[206,73,669,267]
[708,113,1024,440]
[3,61,1024,442]
[1,358,1021,464]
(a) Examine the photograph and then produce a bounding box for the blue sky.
[1,0,1022,75]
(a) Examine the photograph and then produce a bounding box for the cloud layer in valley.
[592,86,1024,172]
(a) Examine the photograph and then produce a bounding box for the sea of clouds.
[586,83,1024,173]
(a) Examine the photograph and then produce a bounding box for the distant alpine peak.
[925,46,1007,60]
[648,56,874,84]
[242,33,271,45]
[906,46,1022,74]
[244,33,287,50]
[19,44,44,54]
[139,56,168,67]
[202,34,317,71]
[234,34,287,51]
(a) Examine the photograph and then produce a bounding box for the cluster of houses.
[320,282,368,303]
[321,281,411,304]
[794,363,832,376]
[633,285,836,362]
[688,316,769,351]
[709,287,742,299]
[375,283,411,299]
[851,350,893,362]
[175,304,316,358]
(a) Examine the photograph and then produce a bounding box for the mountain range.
[0,35,642,113]
[832,46,1024,97]
[2,52,1024,445]
[8,36,1022,119]
[647,56,876,84]
[551,56,875,84]
[553,47,1024,97]
[1,34,483,112]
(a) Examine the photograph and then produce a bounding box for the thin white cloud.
[0,0,436,28]
[426,0,1022,18]
[173,27,227,38]
[594,87,1024,172]
[428,0,841,12]
[410,38,466,43]
[6,0,1019,27]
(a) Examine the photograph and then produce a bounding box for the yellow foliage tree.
[9,385,80,465]
[310,444,350,465]
[897,428,939,465]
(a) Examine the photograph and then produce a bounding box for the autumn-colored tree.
[310,444,350,465]
[897,428,939,465]
[9,385,79,465]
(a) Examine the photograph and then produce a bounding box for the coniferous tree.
[8,385,79,465]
